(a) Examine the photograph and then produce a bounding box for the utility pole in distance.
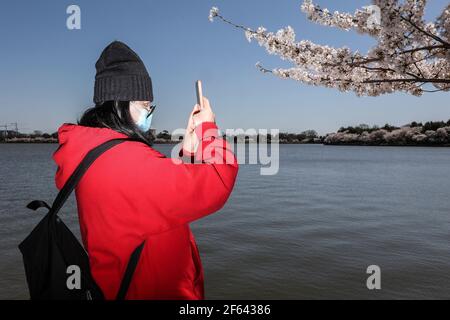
[8,123,19,136]
[0,123,19,139]
[9,122,18,133]
[0,124,8,139]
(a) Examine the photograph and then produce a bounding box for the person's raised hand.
[183,97,216,154]
[192,96,215,128]
[186,103,201,134]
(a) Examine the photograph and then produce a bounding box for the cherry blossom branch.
[399,13,450,48]
[208,2,450,96]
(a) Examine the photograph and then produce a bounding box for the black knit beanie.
[93,41,153,104]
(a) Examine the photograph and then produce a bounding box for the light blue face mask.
[133,105,153,132]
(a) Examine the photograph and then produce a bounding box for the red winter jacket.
[52,121,238,299]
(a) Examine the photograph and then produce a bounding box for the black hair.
[77,101,154,146]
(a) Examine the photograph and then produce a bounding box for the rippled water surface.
[1,143,450,299]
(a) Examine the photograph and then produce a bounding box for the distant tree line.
[338,120,450,135]
[277,130,320,143]
[0,130,58,142]
[326,120,450,146]
[4,121,450,146]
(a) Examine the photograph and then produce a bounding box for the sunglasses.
[132,101,156,116]
[147,104,156,116]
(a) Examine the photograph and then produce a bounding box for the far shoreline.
[2,119,450,147]
[2,140,450,147]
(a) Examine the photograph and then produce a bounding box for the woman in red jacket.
[52,41,238,299]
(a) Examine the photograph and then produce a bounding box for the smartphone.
[195,80,203,111]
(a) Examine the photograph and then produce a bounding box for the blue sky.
[0,0,448,135]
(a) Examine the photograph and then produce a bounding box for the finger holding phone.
[193,80,215,127]
[183,80,215,153]
[193,96,215,127]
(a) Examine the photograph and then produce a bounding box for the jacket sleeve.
[133,122,239,236]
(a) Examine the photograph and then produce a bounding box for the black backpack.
[19,137,146,300]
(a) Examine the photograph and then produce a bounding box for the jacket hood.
[52,123,130,190]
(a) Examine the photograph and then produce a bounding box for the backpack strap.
[26,199,51,211]
[116,240,146,300]
[26,136,148,300]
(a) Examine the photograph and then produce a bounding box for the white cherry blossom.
[209,1,450,96]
